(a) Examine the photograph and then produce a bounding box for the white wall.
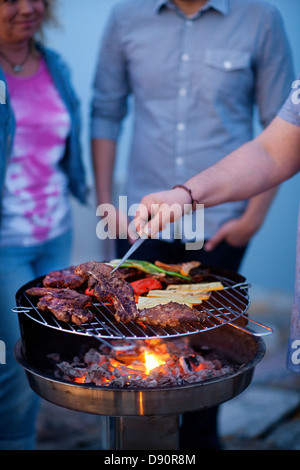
[45,0,300,292]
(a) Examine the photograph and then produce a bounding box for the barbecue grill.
[13,264,272,450]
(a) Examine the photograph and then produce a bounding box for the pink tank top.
[1,59,72,246]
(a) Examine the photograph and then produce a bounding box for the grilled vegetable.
[146,289,209,302]
[108,260,192,280]
[166,282,224,292]
[154,260,201,276]
[84,287,95,296]
[130,278,162,296]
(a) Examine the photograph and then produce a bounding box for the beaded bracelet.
[172,184,199,211]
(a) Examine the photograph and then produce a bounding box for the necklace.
[0,47,31,73]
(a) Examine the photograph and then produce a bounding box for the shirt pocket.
[202,49,253,98]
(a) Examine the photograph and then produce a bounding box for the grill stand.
[109,415,180,450]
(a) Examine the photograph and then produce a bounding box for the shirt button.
[177,122,185,131]
[179,88,187,96]
[176,157,184,166]
[223,60,232,70]
[182,53,189,62]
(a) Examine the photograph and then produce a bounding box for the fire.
[74,375,86,383]
[144,350,165,374]
[57,339,231,388]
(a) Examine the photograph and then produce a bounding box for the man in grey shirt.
[92,0,293,254]
[91,0,294,449]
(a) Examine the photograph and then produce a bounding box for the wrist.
[172,184,199,211]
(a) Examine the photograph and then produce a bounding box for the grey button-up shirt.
[91,0,294,240]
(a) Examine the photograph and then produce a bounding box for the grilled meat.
[37,289,93,325]
[43,266,85,289]
[74,262,138,322]
[137,301,205,328]
[26,261,208,328]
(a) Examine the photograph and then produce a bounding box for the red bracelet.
[172,184,199,210]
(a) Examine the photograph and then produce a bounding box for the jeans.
[0,230,72,450]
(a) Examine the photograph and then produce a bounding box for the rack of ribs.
[74,262,138,323]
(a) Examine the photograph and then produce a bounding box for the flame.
[74,375,86,383]
[144,350,165,374]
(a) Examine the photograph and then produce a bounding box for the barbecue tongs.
[110,236,146,274]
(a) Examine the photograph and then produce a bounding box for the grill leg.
[109,415,180,450]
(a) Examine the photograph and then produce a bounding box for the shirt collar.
[154,0,229,16]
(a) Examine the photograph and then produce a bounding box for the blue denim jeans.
[0,230,72,450]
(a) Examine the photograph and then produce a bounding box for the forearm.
[135,116,300,238]
[241,187,278,230]
[185,117,300,207]
[184,140,276,208]
[91,138,116,205]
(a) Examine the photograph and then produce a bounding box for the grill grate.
[15,270,273,341]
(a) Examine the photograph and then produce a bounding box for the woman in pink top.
[0,0,87,450]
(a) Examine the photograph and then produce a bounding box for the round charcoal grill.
[13,264,272,449]
[14,265,273,351]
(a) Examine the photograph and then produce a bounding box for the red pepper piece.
[84,287,94,296]
[130,278,162,296]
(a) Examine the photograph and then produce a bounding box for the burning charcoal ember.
[189,355,204,366]
[52,339,234,389]
[55,361,87,381]
[43,266,86,289]
[85,363,113,385]
[83,348,107,366]
[130,361,147,373]
[136,301,205,328]
[109,377,128,388]
[119,365,144,376]
[179,357,193,374]
[37,289,94,325]
[75,261,138,322]
[112,367,122,378]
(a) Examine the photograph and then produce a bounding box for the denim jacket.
[0,43,88,218]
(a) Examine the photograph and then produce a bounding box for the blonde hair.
[36,0,60,41]
[43,0,59,27]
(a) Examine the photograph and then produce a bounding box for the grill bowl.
[14,324,265,416]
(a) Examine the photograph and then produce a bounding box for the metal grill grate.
[15,270,273,341]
